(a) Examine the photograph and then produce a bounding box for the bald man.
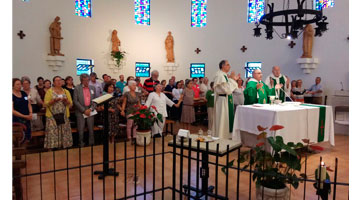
[264,66,291,102]
[244,69,282,105]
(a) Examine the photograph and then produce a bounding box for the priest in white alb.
[212,60,240,139]
[264,66,291,102]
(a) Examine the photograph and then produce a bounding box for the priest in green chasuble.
[212,60,240,139]
[264,66,290,102]
[244,69,282,105]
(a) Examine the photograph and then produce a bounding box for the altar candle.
[319,161,326,189]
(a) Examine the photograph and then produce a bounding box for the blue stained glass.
[75,0,92,18]
[191,0,207,27]
[247,0,265,23]
[314,0,334,10]
[135,0,150,26]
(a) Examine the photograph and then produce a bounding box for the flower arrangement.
[111,50,126,67]
[129,105,163,131]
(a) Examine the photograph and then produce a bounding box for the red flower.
[140,105,148,110]
[269,125,284,131]
[151,105,157,110]
[135,111,140,115]
[134,104,140,108]
[256,142,265,147]
[309,145,324,151]
[140,114,146,118]
[257,125,267,132]
[148,116,152,119]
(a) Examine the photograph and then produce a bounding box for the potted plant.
[111,50,126,68]
[129,105,163,146]
[227,125,304,200]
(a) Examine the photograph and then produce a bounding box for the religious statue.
[48,16,64,56]
[111,30,121,53]
[301,24,314,58]
[165,31,175,63]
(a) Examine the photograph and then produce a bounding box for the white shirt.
[145,92,175,118]
[172,88,183,101]
[27,88,42,105]
[199,83,209,97]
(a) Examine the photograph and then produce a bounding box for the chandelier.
[253,0,329,40]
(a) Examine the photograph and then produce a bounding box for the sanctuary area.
[12,0,349,199]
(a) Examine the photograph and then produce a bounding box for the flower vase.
[256,186,290,200]
[136,130,151,146]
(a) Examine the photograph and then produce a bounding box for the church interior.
[9,0,352,199]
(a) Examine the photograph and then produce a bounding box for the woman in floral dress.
[44,76,73,149]
[103,83,121,142]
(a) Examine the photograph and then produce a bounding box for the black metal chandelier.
[253,0,329,40]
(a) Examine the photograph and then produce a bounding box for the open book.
[92,94,114,105]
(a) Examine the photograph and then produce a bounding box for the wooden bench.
[13,125,27,200]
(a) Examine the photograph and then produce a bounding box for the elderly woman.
[44,76,73,149]
[121,80,141,143]
[145,83,182,137]
[13,78,33,142]
[101,83,121,142]
[21,76,44,131]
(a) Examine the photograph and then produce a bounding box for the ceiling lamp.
[253,0,329,40]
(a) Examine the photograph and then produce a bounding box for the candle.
[319,161,326,189]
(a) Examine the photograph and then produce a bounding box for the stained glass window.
[247,0,265,23]
[135,0,150,26]
[245,62,262,78]
[75,0,92,18]
[314,0,334,10]
[191,0,207,27]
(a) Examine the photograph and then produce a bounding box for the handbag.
[53,113,65,125]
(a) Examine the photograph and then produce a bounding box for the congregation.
[12,61,323,150]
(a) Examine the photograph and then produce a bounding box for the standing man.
[244,69,282,105]
[213,60,240,139]
[89,72,103,98]
[115,74,126,94]
[264,66,291,102]
[307,77,323,104]
[143,70,160,93]
[73,74,97,147]
[101,74,111,89]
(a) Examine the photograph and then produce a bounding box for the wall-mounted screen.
[245,62,262,78]
[76,58,94,76]
[190,63,205,78]
[135,62,150,77]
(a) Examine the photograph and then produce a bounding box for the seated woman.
[293,79,306,103]
[102,83,121,143]
[44,76,73,149]
[21,76,44,131]
[121,80,141,143]
[145,83,182,137]
[13,78,33,142]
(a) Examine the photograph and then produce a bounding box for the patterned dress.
[44,91,73,149]
[108,97,121,137]
[181,88,196,123]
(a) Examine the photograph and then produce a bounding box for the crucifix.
[194,48,201,54]
[240,45,247,52]
[288,41,296,48]
[17,30,26,39]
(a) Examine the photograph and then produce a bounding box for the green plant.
[111,51,126,67]
[129,105,163,131]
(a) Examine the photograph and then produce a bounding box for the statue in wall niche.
[165,31,175,63]
[301,24,314,58]
[48,16,64,56]
[111,30,121,53]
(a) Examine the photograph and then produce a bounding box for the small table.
[168,134,241,200]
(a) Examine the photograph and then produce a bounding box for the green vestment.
[244,79,275,105]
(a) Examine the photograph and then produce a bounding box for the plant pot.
[136,130,151,146]
[256,185,290,200]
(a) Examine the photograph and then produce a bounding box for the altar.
[232,103,335,147]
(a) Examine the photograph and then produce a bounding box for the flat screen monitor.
[190,63,205,78]
[245,62,262,78]
[135,62,150,77]
[76,58,94,76]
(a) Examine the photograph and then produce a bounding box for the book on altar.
[92,94,114,104]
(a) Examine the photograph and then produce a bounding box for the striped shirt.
[143,78,160,93]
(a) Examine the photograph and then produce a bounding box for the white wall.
[13,0,349,97]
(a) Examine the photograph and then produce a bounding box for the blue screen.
[245,62,262,78]
[135,62,150,77]
[76,59,94,76]
[190,63,205,78]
